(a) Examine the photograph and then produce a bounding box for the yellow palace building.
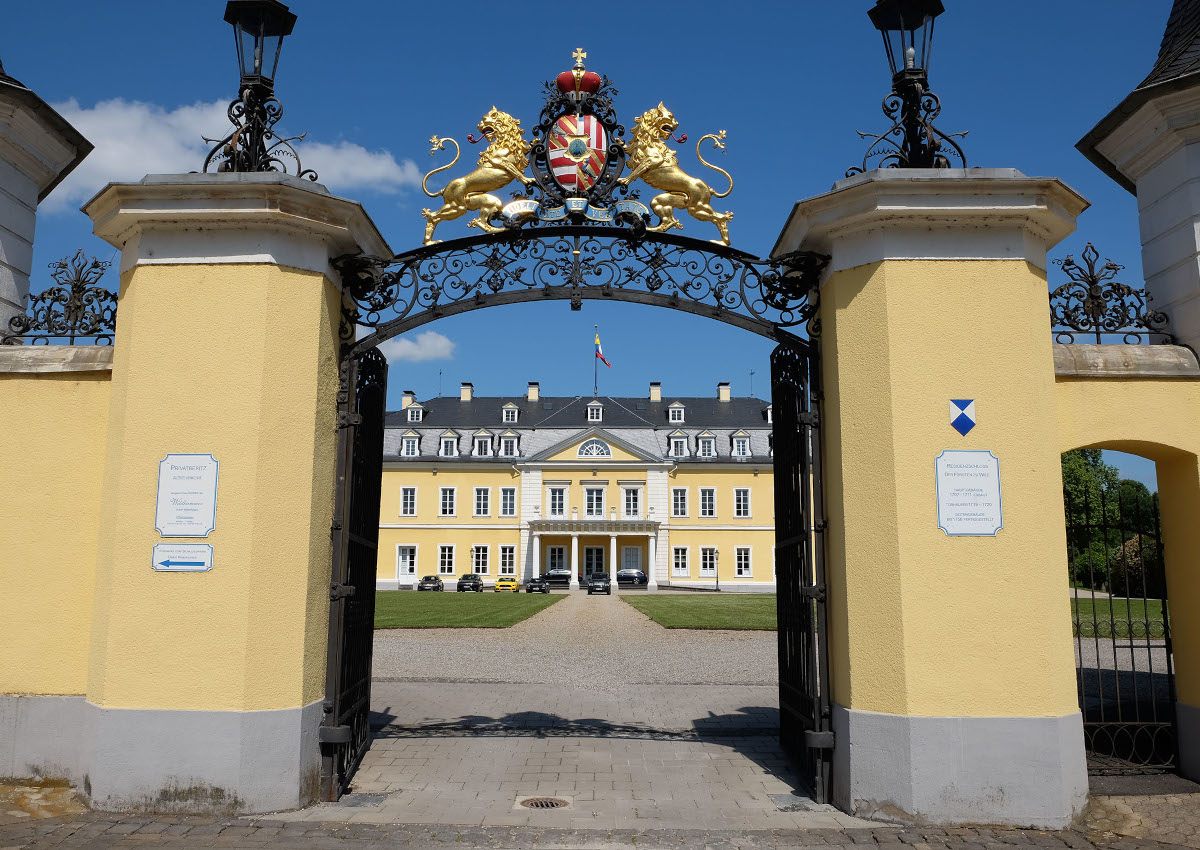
[377,380,775,591]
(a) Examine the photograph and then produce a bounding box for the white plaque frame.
[935,450,1003,537]
[152,543,214,572]
[155,453,219,537]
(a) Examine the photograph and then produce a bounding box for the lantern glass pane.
[237,25,260,77]
[261,32,283,80]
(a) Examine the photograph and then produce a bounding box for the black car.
[456,573,484,592]
[525,575,551,594]
[417,575,443,591]
[544,568,573,588]
[586,573,612,595]
[616,568,648,587]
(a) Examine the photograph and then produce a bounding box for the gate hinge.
[319,725,352,744]
[805,730,835,750]
[330,583,356,600]
[338,412,363,428]
[799,411,819,426]
[800,585,826,603]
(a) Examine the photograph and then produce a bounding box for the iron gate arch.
[319,225,836,802]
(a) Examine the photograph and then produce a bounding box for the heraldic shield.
[548,114,607,193]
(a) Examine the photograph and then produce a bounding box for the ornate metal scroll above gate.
[1050,244,1173,345]
[2,251,116,345]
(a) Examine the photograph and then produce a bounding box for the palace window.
[587,404,603,422]
[732,436,750,458]
[698,437,715,458]
[474,436,492,456]
[734,488,751,518]
[670,437,688,457]
[440,437,458,457]
[397,545,416,577]
[547,546,566,570]
[736,546,752,577]
[578,438,610,457]
[700,487,715,518]
[401,487,417,517]
[408,407,423,423]
[402,437,419,457]
[503,407,518,423]
[500,436,518,457]
[585,487,605,517]
[548,487,565,517]
[700,547,717,576]
[671,487,688,517]
[474,487,490,517]
[500,487,516,517]
[473,545,489,574]
[500,545,516,575]
[624,487,640,518]
[438,544,455,575]
[439,487,456,517]
[672,546,689,577]
[669,406,685,423]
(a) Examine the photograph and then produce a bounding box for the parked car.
[493,576,519,592]
[525,575,551,594]
[616,568,648,587]
[417,575,443,592]
[586,573,612,595]
[456,573,484,592]
[544,568,573,588]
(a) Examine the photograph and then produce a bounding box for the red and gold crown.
[556,47,602,96]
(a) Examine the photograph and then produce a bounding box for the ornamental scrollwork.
[847,82,967,176]
[202,85,317,181]
[3,250,117,345]
[1050,244,1172,344]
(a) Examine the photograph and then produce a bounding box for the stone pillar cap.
[84,173,392,278]
[773,168,1090,273]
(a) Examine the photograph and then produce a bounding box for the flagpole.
[593,324,598,397]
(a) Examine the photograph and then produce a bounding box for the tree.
[1061,450,1120,589]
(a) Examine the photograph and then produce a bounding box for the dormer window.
[402,436,419,457]
[668,403,685,423]
[698,437,715,458]
[670,436,688,457]
[578,438,611,458]
[473,436,492,456]
[440,436,459,457]
[766,405,773,425]
[408,407,423,423]
[500,436,519,457]
[587,401,603,422]
[732,434,750,458]
[502,405,518,424]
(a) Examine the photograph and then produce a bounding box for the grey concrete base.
[832,704,1087,828]
[0,693,322,814]
[1177,701,1200,781]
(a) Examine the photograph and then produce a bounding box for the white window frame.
[408,408,423,423]
[472,544,490,575]
[733,436,750,458]
[700,547,717,577]
[669,406,685,423]
[500,436,518,457]
[474,486,490,517]
[698,437,715,458]
[438,544,455,575]
[439,486,456,517]
[671,487,688,518]
[584,546,606,576]
[503,407,518,423]
[672,546,689,577]
[578,438,610,457]
[500,487,517,517]
[734,488,751,518]
[548,486,566,518]
[499,545,516,575]
[546,545,566,571]
[473,436,492,457]
[440,436,458,457]
[735,546,752,577]
[402,437,420,457]
[670,437,688,458]
[623,487,641,519]
[396,544,418,578]
[585,486,605,517]
[622,546,641,571]
[699,487,715,518]
[400,486,417,517]
[587,404,603,422]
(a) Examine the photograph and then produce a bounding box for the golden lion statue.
[421,107,534,245]
[620,103,734,245]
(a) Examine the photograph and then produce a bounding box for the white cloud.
[378,330,456,363]
[43,97,420,213]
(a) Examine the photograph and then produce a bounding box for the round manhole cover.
[520,796,569,809]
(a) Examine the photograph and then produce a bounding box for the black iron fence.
[2,251,116,345]
[1050,244,1173,345]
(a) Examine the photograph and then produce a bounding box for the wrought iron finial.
[202,85,317,180]
[1050,243,1173,344]
[3,250,116,345]
[846,73,967,176]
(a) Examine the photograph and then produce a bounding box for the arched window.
[578,438,612,458]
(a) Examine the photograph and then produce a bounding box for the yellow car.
[493,577,520,592]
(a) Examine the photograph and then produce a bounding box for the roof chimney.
[460,382,473,402]
[649,382,662,402]
[527,381,540,402]
[717,382,731,402]
[401,390,416,409]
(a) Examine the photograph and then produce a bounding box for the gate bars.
[771,336,833,802]
[321,348,389,800]
[1064,482,1177,774]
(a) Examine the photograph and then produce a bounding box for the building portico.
[527,520,660,587]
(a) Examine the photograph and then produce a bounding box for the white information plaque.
[152,543,214,572]
[935,450,1003,537]
[155,453,219,537]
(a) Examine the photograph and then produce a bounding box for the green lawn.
[374,591,562,628]
[622,594,777,630]
[1072,597,1166,639]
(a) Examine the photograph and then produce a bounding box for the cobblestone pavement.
[1086,791,1200,848]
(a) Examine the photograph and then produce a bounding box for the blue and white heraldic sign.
[935,450,1003,536]
[155,453,219,537]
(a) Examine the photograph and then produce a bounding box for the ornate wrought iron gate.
[1064,481,1177,774]
[771,336,832,802]
[320,348,388,800]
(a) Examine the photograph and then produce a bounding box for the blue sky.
[5,1,1167,487]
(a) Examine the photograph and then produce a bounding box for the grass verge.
[1072,597,1165,639]
[622,593,777,630]
[374,590,563,628]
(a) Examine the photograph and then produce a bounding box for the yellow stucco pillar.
[775,169,1090,827]
[71,174,388,812]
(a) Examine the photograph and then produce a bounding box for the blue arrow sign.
[158,559,206,569]
[152,543,213,572]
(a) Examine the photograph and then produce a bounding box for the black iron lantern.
[868,0,944,82]
[224,0,297,92]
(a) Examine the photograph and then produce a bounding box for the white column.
[609,534,618,583]
[570,533,580,589]
[531,533,540,578]
[647,532,658,590]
